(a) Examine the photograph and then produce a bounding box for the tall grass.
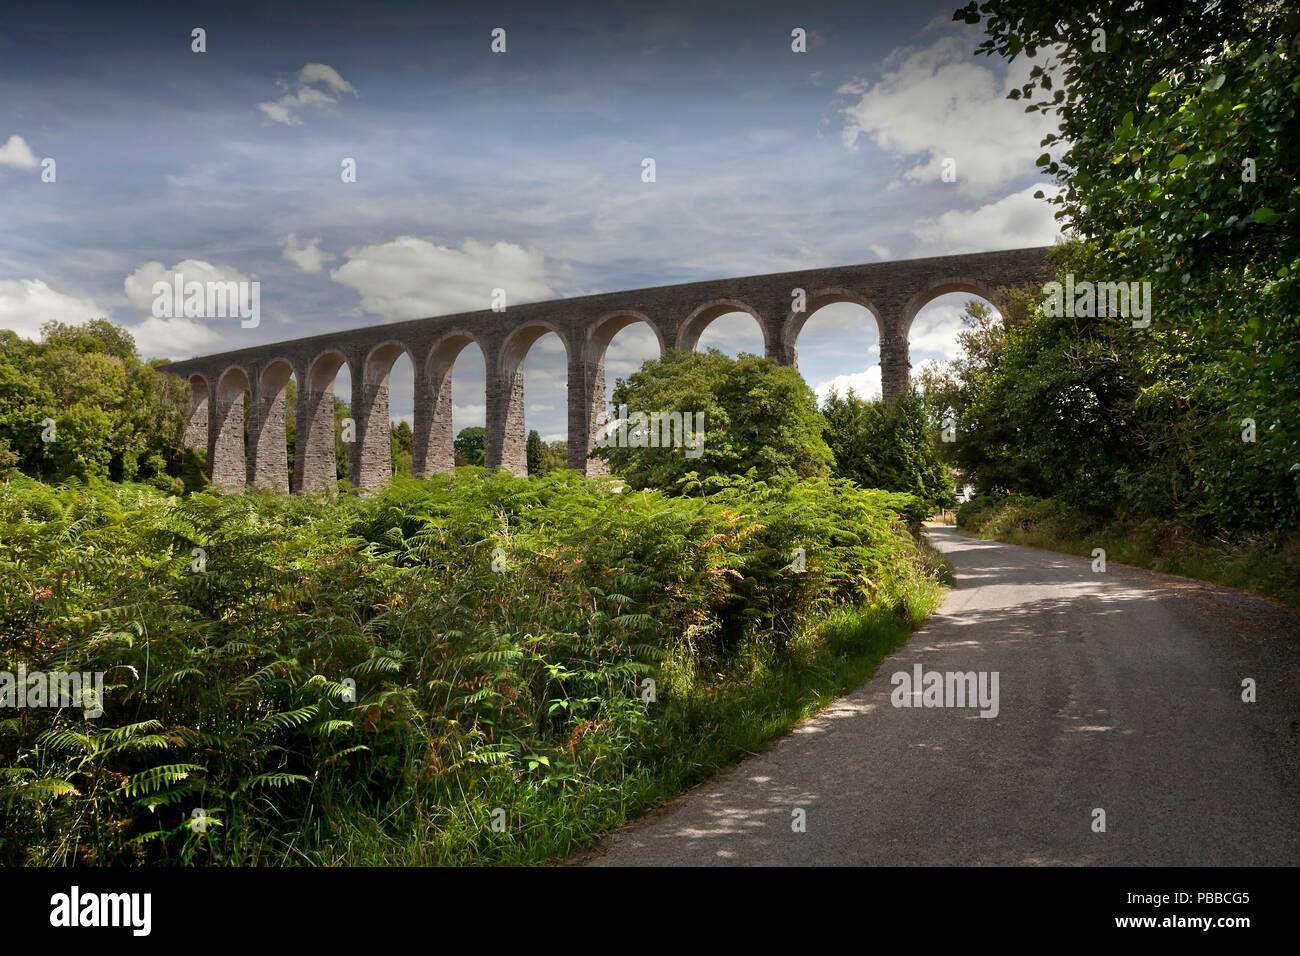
[0,471,946,865]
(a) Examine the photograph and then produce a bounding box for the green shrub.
[0,470,943,865]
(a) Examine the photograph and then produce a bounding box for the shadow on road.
[577,528,1300,866]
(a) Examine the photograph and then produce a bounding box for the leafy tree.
[391,419,414,476]
[0,321,188,485]
[523,432,566,476]
[914,300,1006,474]
[0,331,53,478]
[546,440,567,473]
[180,448,209,494]
[454,427,485,467]
[548,439,569,473]
[955,0,1299,530]
[333,397,350,480]
[42,403,116,480]
[595,349,833,491]
[526,429,546,476]
[822,389,955,514]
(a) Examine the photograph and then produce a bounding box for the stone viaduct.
[159,246,1052,494]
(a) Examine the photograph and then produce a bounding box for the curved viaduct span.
[161,246,1051,494]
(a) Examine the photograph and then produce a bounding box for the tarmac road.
[579,528,1300,866]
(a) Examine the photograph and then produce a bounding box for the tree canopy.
[948,0,1299,531]
[822,388,955,516]
[594,349,833,492]
[0,320,190,491]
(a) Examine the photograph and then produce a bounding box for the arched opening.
[895,280,1005,403]
[423,332,486,473]
[680,301,765,357]
[252,360,294,492]
[587,313,663,475]
[387,350,415,477]
[212,366,250,491]
[599,317,664,407]
[786,293,884,406]
[907,291,1002,367]
[354,341,413,494]
[493,324,569,476]
[297,351,349,495]
[522,331,568,475]
[907,290,1003,504]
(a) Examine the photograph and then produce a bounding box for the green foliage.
[0,471,941,865]
[524,431,567,477]
[333,397,350,480]
[284,379,297,479]
[391,420,414,476]
[821,388,954,519]
[930,280,1147,507]
[546,440,566,473]
[454,427,485,467]
[526,429,545,476]
[0,322,189,486]
[958,493,1300,609]
[955,1,1299,531]
[596,349,834,491]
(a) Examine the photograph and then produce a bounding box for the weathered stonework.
[208,368,248,492]
[162,246,1052,494]
[182,376,209,451]
[248,361,291,491]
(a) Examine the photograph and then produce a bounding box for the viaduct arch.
[161,246,1051,493]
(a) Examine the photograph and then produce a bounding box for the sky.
[0,0,1062,443]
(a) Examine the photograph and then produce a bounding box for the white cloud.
[259,63,358,126]
[258,101,297,126]
[123,259,257,311]
[453,403,487,426]
[0,274,233,360]
[120,259,260,359]
[605,323,660,379]
[0,279,104,339]
[838,29,1058,197]
[126,317,225,362]
[813,366,882,403]
[330,237,556,321]
[911,184,1063,255]
[801,302,880,336]
[909,302,971,360]
[280,234,334,274]
[298,63,357,96]
[0,134,38,169]
[695,311,765,355]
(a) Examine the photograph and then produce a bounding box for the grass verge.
[957,494,1300,610]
